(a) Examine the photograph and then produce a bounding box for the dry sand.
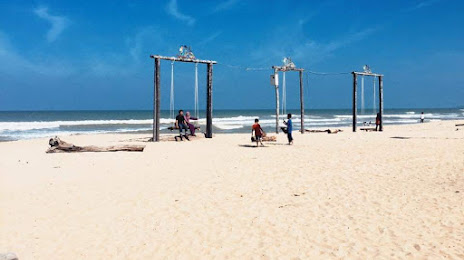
[1,121,463,259]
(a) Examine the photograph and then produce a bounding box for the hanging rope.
[282,72,287,116]
[194,63,199,119]
[170,61,175,119]
[361,76,365,115]
[373,77,376,114]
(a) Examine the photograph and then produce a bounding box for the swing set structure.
[271,57,305,134]
[150,47,217,142]
[352,65,384,132]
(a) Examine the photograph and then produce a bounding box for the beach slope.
[1,121,463,259]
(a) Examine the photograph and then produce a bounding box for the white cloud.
[34,6,69,42]
[213,0,240,13]
[166,0,195,26]
[249,23,379,68]
[0,31,73,76]
[198,31,222,46]
[404,0,441,12]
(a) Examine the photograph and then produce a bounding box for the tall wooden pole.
[206,63,213,138]
[153,58,160,142]
[378,76,384,131]
[299,70,305,133]
[352,72,357,132]
[274,69,280,134]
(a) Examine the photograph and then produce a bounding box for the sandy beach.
[0,120,463,259]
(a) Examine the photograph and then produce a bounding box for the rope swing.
[281,72,287,116]
[194,63,199,119]
[170,61,175,119]
[361,75,365,114]
[373,76,376,114]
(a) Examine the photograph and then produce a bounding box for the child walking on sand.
[252,118,264,147]
[284,113,293,145]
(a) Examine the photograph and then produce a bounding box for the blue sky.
[0,0,463,110]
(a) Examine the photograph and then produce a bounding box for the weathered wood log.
[0,252,18,260]
[360,127,377,132]
[46,137,145,153]
[263,136,277,142]
[305,129,343,134]
[456,123,464,126]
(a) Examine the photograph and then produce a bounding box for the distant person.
[420,112,425,123]
[375,113,381,131]
[252,118,264,147]
[175,110,189,140]
[284,113,293,145]
[185,111,198,136]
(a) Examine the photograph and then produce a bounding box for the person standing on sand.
[175,110,189,140]
[375,113,381,131]
[284,113,293,145]
[252,119,264,147]
[420,112,425,123]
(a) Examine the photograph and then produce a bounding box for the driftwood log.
[47,137,145,153]
[456,123,464,127]
[0,252,18,260]
[305,129,343,134]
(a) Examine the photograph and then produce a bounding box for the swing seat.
[167,125,201,131]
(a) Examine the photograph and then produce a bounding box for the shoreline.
[1,119,462,144]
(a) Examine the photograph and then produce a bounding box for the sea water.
[0,108,463,141]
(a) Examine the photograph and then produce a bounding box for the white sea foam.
[215,124,245,130]
[0,119,160,132]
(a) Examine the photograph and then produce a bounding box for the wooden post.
[153,58,160,142]
[299,70,305,133]
[352,72,357,132]
[274,69,279,134]
[378,76,384,131]
[206,63,213,138]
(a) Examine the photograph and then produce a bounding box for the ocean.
[0,108,463,141]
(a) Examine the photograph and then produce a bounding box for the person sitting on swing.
[185,111,198,136]
[175,110,189,140]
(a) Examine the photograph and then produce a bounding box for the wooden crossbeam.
[353,71,384,77]
[272,66,304,72]
[150,55,217,64]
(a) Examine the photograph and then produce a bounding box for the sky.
[0,0,463,110]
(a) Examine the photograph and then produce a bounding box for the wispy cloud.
[404,0,442,12]
[198,31,222,46]
[213,0,240,13]
[34,6,69,42]
[0,30,73,76]
[249,23,379,67]
[166,0,195,26]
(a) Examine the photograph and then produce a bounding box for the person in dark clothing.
[283,113,293,145]
[175,110,189,140]
[375,113,381,131]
